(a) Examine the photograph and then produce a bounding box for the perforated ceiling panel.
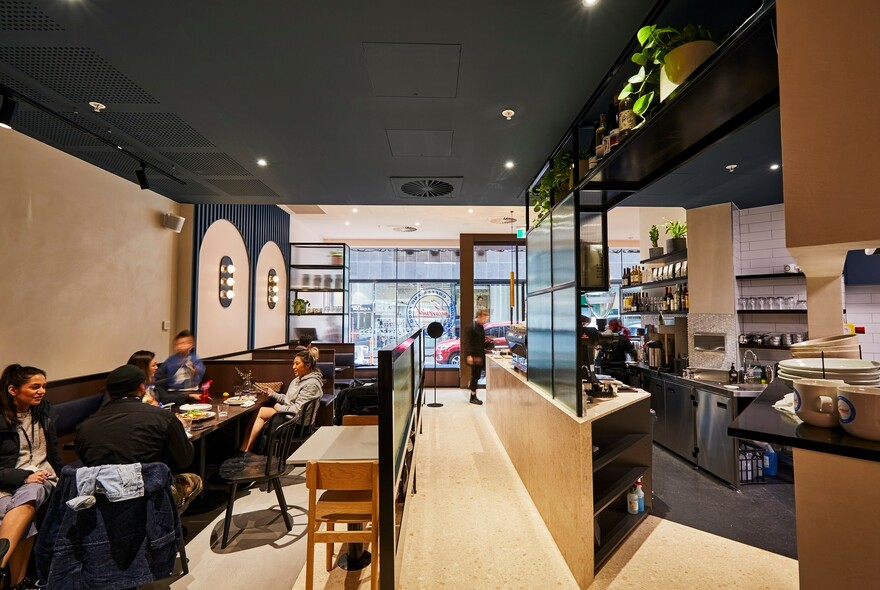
[207,179,278,197]
[159,152,250,176]
[100,112,213,148]
[0,1,63,31]
[0,47,157,104]
[147,178,217,198]
[13,110,107,146]
[0,73,49,103]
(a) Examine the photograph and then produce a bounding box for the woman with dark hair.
[238,348,323,455]
[0,364,62,589]
[127,351,191,408]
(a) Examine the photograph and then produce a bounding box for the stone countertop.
[630,364,764,398]
[728,379,880,463]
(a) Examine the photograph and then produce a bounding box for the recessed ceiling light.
[345,221,350,226]
[415,222,420,226]
[582,0,599,5]
[770,163,780,170]
[505,161,515,169]
[256,158,268,167]
[352,208,358,213]
[501,109,515,120]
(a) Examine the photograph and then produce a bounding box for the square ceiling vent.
[390,177,462,200]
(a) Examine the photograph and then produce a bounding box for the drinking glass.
[757,297,768,310]
[737,297,747,310]
[217,403,228,419]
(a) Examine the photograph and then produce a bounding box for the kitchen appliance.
[646,341,665,369]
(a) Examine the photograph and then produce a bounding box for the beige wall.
[196,220,249,358]
[0,131,181,379]
[688,204,736,314]
[290,214,324,243]
[637,206,686,256]
[253,241,287,348]
[777,0,880,256]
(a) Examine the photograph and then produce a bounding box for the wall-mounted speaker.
[163,213,185,233]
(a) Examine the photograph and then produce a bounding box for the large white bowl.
[779,358,880,372]
[791,334,859,348]
[837,386,880,441]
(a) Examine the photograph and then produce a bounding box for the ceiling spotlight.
[505,161,515,169]
[88,101,106,113]
[345,221,350,226]
[0,96,17,129]
[582,0,599,5]
[770,163,780,170]
[256,158,268,167]
[468,209,474,213]
[352,208,358,213]
[501,109,515,120]
[415,222,420,226]
[135,162,149,190]
[726,164,737,173]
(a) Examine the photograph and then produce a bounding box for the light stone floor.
[147,387,799,589]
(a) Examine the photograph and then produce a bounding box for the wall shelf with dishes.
[289,243,349,343]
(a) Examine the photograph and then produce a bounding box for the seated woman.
[127,350,192,408]
[238,348,323,455]
[0,364,62,589]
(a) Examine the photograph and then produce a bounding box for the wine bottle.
[619,95,636,139]
[596,114,607,159]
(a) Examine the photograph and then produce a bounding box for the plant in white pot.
[618,24,715,123]
[648,224,664,258]
[664,220,687,252]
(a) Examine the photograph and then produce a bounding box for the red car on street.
[434,322,511,365]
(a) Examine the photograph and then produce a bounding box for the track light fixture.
[0,95,17,130]
[135,162,149,190]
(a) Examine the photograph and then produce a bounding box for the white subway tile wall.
[846,286,880,361]
[735,204,797,275]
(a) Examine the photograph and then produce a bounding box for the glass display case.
[289,243,349,342]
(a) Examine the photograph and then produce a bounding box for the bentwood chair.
[217,401,318,548]
[305,460,379,590]
[341,414,379,426]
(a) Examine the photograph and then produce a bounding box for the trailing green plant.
[618,24,713,120]
[530,152,579,227]
[664,220,687,239]
[649,224,660,247]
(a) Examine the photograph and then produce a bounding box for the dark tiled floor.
[651,443,798,559]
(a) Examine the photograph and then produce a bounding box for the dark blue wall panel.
[193,205,290,347]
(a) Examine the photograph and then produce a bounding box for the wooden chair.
[341,414,379,426]
[305,460,379,590]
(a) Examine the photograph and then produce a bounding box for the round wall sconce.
[267,269,280,309]
[219,256,235,307]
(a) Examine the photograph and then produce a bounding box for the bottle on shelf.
[683,286,689,311]
[673,284,681,311]
[619,94,636,140]
[627,486,639,515]
[622,267,629,287]
[636,478,645,513]
[728,364,738,384]
[596,114,607,160]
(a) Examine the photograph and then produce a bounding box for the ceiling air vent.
[390,176,462,200]
[489,215,518,225]
[392,225,418,233]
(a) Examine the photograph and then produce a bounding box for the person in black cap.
[75,365,202,513]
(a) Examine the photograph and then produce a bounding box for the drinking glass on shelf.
[784,296,795,309]
[737,297,747,310]
[756,297,768,310]
[775,296,786,310]
[746,297,756,310]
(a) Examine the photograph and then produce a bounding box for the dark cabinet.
[645,375,667,448]
[664,382,696,464]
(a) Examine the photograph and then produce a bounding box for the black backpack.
[335,384,379,424]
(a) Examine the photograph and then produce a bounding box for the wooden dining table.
[288,425,379,571]
[177,394,272,481]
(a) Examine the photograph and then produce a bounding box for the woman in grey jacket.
[238,348,323,454]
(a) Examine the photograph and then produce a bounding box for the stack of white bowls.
[790,333,861,359]
[793,379,880,441]
[780,358,880,387]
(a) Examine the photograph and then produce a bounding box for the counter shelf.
[618,276,687,292]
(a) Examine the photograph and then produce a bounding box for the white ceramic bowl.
[792,379,845,427]
[837,386,880,441]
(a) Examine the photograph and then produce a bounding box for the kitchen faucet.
[742,349,758,383]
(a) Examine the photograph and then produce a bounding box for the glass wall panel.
[527,218,551,293]
[527,292,553,395]
[580,212,608,291]
[553,287,578,414]
[551,194,576,286]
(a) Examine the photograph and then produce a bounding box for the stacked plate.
[790,333,861,359]
[778,358,880,387]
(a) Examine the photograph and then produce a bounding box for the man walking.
[465,309,490,405]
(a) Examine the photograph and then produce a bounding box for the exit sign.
[516,228,527,239]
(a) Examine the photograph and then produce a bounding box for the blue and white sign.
[406,288,456,334]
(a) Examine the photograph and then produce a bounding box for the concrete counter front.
[486,356,652,588]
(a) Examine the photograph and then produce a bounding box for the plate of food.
[182,409,216,421]
[179,404,212,412]
[224,396,251,405]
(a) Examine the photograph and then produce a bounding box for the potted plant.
[664,220,687,252]
[648,225,664,258]
[618,24,715,123]
[292,298,310,315]
[329,250,343,266]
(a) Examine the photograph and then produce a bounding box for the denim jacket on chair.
[35,462,181,590]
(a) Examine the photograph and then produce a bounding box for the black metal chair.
[217,399,319,548]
